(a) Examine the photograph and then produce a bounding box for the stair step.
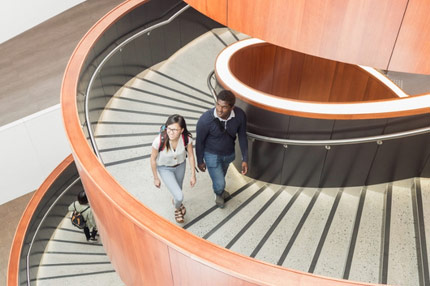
[312,186,361,279]
[253,188,318,265]
[37,216,121,285]
[186,182,263,237]
[387,179,419,285]
[348,184,385,283]
[228,186,297,256]
[281,188,338,272]
[36,271,121,286]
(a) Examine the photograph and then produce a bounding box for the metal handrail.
[247,128,430,147]
[207,70,218,103]
[84,4,190,162]
[207,70,430,147]
[26,177,81,286]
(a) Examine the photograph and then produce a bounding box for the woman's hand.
[190,175,196,187]
[154,178,161,188]
[241,162,248,175]
[150,147,161,188]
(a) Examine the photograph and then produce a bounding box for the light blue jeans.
[204,152,235,195]
[157,161,186,209]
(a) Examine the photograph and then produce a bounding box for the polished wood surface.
[61,0,380,285]
[228,0,407,71]
[217,71,430,120]
[7,155,74,286]
[184,0,227,25]
[186,0,430,74]
[389,0,430,73]
[229,43,397,103]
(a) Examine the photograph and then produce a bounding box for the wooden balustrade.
[216,39,430,119]
[7,155,74,286]
[229,42,397,103]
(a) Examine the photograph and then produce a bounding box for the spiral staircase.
[8,1,430,286]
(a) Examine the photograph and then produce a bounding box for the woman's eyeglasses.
[166,127,180,133]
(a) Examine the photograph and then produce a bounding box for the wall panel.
[298,55,337,102]
[227,0,408,70]
[229,45,276,94]
[272,47,304,100]
[330,65,369,102]
[389,0,430,74]
[169,248,258,286]
[319,119,386,187]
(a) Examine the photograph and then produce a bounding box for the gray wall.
[234,99,430,188]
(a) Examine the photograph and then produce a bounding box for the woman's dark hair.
[216,90,236,107]
[77,191,88,205]
[165,114,191,152]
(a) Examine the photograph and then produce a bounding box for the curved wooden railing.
[7,155,75,286]
[185,0,430,75]
[61,1,380,285]
[207,71,430,148]
[229,42,402,102]
[216,38,430,120]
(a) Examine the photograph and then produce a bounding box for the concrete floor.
[0,0,124,127]
[0,0,123,284]
[0,192,34,285]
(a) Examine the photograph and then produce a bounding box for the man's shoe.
[215,194,225,208]
[221,191,231,200]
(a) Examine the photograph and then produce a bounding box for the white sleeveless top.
[152,134,193,166]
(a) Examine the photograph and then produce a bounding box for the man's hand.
[198,163,206,172]
[241,162,248,175]
[154,178,161,188]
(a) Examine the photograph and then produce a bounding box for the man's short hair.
[216,90,236,107]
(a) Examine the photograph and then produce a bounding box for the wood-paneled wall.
[229,43,397,103]
[59,0,383,285]
[185,0,430,75]
[389,0,430,73]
